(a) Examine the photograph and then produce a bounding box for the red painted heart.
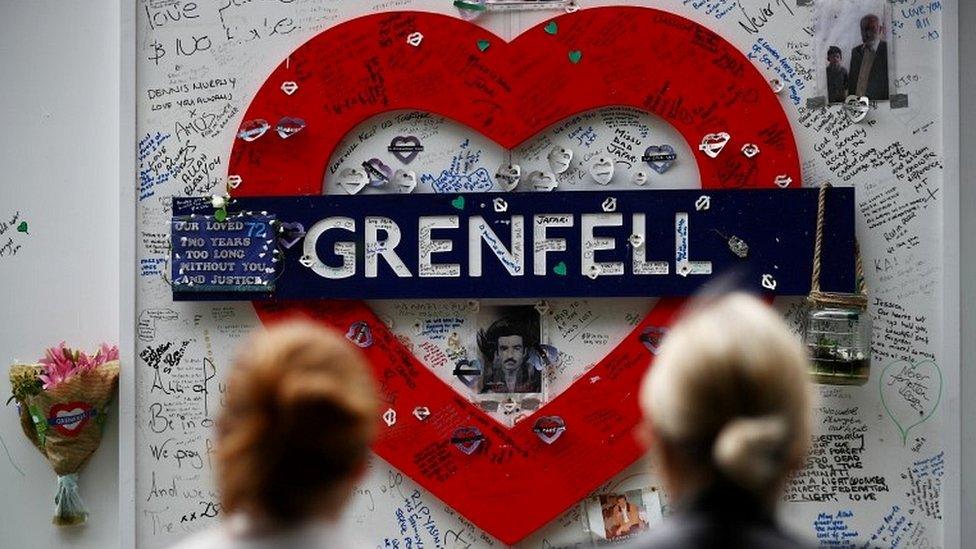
[48,401,95,438]
[228,8,798,544]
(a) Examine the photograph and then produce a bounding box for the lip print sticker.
[337,168,369,195]
[698,133,730,158]
[529,170,558,192]
[394,169,417,193]
[452,426,486,454]
[547,146,573,174]
[48,402,95,437]
[642,145,677,174]
[363,158,393,187]
[590,156,614,185]
[774,175,793,188]
[495,164,521,191]
[533,416,566,444]
[237,119,270,141]
[741,143,760,158]
[231,8,801,544]
[388,136,424,164]
[276,117,306,139]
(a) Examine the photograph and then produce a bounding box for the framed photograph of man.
[815,0,893,103]
[476,305,546,396]
[584,488,663,545]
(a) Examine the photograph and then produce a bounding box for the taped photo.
[585,488,663,545]
[476,305,545,396]
[815,0,893,103]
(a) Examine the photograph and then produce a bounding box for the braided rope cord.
[808,183,867,309]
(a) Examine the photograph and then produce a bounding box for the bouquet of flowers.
[8,342,120,525]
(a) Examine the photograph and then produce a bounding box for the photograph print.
[816,0,892,103]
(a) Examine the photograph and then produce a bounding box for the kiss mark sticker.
[47,402,96,437]
[407,32,424,47]
[698,132,730,158]
[413,406,431,421]
[383,408,397,426]
[533,416,566,444]
[741,143,760,158]
[774,175,793,188]
[280,81,299,95]
[529,171,558,192]
[237,119,270,141]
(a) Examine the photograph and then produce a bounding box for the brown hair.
[216,321,379,525]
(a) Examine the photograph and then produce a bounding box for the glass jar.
[803,306,872,385]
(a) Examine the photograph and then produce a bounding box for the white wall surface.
[0,1,120,548]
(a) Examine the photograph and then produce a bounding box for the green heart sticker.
[477,39,490,52]
[16,221,28,234]
[553,261,567,276]
[568,50,582,64]
[544,21,558,35]
[451,196,465,210]
[214,208,228,222]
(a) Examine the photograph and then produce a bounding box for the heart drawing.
[228,8,798,544]
[880,359,943,445]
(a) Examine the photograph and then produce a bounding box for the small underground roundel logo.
[47,401,96,437]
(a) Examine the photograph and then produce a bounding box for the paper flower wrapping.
[9,343,120,526]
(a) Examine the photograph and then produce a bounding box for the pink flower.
[37,342,119,389]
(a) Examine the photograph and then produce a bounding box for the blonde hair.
[640,293,812,498]
[216,321,379,525]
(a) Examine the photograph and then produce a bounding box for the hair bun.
[712,416,790,492]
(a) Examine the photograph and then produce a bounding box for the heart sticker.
[642,145,677,174]
[394,169,417,193]
[47,402,95,437]
[477,39,490,52]
[388,136,424,164]
[495,164,521,191]
[231,8,800,544]
[639,326,668,355]
[844,95,870,123]
[590,156,614,185]
[17,221,29,234]
[529,170,558,192]
[698,132,730,158]
[453,358,482,388]
[346,321,374,348]
[533,416,566,444]
[741,143,760,158]
[452,426,486,455]
[277,221,306,249]
[276,117,306,139]
[337,168,369,195]
[363,158,393,187]
[547,146,573,174]
[631,170,648,186]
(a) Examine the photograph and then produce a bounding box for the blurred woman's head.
[639,293,812,505]
[216,321,378,527]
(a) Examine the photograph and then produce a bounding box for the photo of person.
[477,306,542,395]
[826,46,848,103]
[585,488,662,545]
[816,1,892,103]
